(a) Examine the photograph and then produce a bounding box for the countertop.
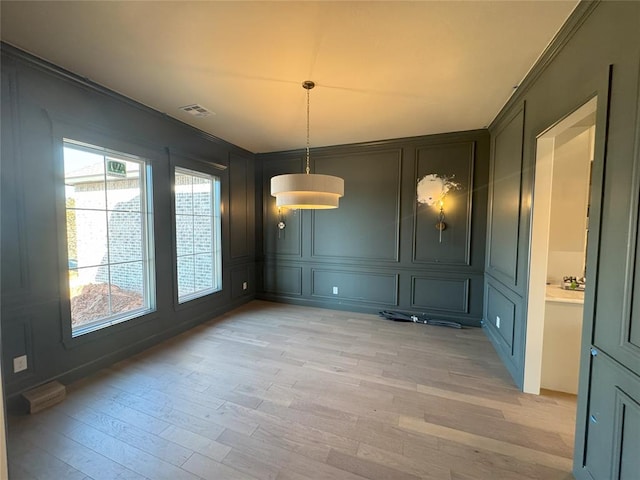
[545,285,585,304]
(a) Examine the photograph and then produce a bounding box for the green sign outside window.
[107,159,127,177]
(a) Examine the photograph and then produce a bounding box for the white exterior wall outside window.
[174,167,222,303]
[63,140,155,336]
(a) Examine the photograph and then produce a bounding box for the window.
[64,139,155,336]
[174,167,222,303]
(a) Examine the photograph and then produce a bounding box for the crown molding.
[0,42,254,157]
[489,0,600,131]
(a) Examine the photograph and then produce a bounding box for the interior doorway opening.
[525,96,597,396]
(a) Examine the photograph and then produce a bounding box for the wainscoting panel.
[485,281,516,354]
[311,269,398,306]
[483,277,524,387]
[579,352,640,480]
[411,276,469,313]
[263,265,302,296]
[259,130,489,324]
[1,317,34,387]
[230,265,250,300]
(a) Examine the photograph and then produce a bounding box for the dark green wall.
[1,45,257,400]
[258,130,490,325]
[483,1,640,478]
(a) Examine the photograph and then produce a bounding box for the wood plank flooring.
[7,300,577,480]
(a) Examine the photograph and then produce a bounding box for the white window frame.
[174,166,222,303]
[63,139,156,337]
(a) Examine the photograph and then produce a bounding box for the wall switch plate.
[242,281,248,290]
[496,316,501,328]
[13,355,28,373]
[332,286,339,295]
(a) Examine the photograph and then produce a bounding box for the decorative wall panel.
[486,283,516,353]
[230,265,249,299]
[263,156,303,257]
[1,68,29,298]
[411,276,469,313]
[259,130,489,325]
[312,149,401,261]
[487,108,524,286]
[229,153,249,259]
[413,142,474,265]
[581,353,640,480]
[311,269,398,305]
[263,265,302,296]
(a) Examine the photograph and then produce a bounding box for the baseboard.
[257,293,482,327]
[6,295,254,413]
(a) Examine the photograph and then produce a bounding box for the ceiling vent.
[179,104,214,117]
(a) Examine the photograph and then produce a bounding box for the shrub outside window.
[63,139,155,336]
[174,167,222,303]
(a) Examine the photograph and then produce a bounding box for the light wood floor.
[7,300,577,480]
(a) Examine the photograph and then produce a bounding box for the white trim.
[524,97,596,393]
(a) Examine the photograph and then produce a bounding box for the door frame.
[524,97,598,394]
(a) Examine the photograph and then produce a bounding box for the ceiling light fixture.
[270,81,344,209]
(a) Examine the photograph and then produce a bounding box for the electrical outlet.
[496,316,501,328]
[332,286,339,295]
[242,281,248,290]
[13,355,28,373]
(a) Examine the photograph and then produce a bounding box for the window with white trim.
[174,167,222,302]
[63,139,155,336]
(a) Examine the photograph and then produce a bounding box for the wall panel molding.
[230,265,250,299]
[263,155,304,258]
[311,148,402,262]
[263,265,302,296]
[1,47,257,400]
[1,316,34,388]
[259,130,489,325]
[486,105,525,287]
[311,269,398,306]
[615,56,640,377]
[576,350,640,479]
[1,67,30,298]
[412,141,474,266]
[411,276,469,313]
[230,153,250,259]
[483,275,524,386]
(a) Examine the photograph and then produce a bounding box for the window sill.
[62,308,158,349]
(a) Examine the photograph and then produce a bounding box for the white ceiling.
[1,1,578,153]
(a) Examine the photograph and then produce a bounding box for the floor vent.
[22,381,66,414]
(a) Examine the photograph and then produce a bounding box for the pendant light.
[270,81,344,209]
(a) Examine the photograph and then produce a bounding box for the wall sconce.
[435,199,446,243]
[277,207,286,239]
[416,173,461,244]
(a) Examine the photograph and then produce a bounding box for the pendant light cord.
[305,84,311,175]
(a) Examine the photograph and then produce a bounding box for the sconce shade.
[271,173,344,209]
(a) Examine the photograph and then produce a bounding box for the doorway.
[524,97,597,395]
